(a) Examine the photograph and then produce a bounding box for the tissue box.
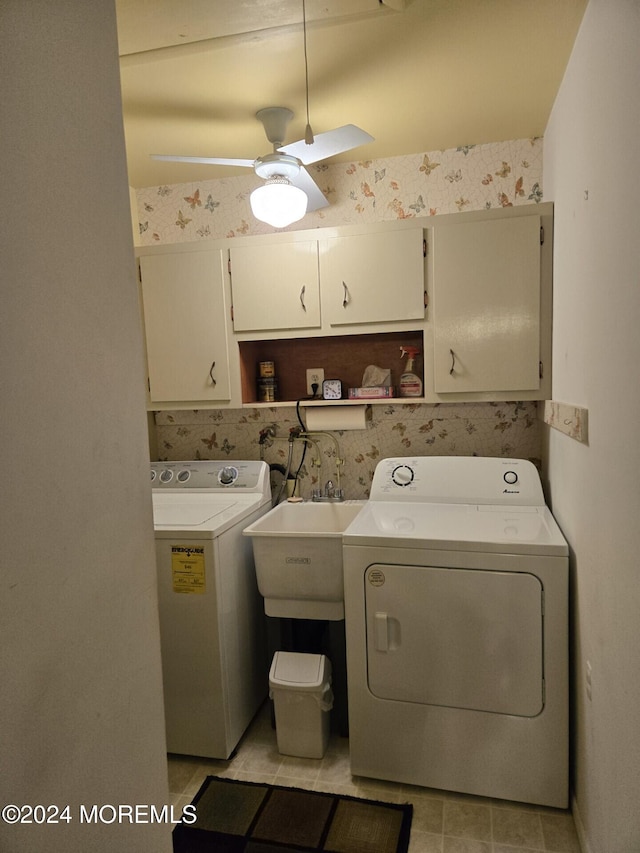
[348,386,395,399]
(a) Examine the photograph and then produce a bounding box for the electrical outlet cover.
[306,368,325,396]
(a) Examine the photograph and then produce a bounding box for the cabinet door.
[139,251,231,403]
[321,228,425,326]
[229,241,320,332]
[432,215,541,393]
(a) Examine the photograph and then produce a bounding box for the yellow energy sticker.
[171,546,205,594]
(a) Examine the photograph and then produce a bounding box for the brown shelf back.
[239,330,423,404]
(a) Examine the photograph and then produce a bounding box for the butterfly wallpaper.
[153,402,541,500]
[136,137,543,244]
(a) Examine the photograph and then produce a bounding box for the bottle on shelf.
[399,346,423,397]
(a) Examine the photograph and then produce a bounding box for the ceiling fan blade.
[280,125,374,165]
[151,154,254,168]
[290,167,329,212]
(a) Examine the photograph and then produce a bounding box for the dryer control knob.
[219,466,238,485]
[503,470,519,485]
[392,465,414,487]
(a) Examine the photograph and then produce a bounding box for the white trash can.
[269,652,333,759]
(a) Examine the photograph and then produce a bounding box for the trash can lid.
[269,651,331,690]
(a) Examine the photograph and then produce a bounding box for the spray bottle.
[399,346,423,397]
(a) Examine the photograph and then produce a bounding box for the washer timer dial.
[218,466,239,486]
[392,464,415,487]
[503,470,519,485]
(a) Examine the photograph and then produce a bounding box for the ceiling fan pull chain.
[302,0,314,145]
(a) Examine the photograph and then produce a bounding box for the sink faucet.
[264,427,346,502]
[302,430,345,502]
[313,478,345,503]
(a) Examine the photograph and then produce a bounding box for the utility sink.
[243,500,365,620]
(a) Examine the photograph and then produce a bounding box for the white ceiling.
[117,0,587,189]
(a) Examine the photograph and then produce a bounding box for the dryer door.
[365,564,544,717]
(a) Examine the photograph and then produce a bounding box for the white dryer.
[343,456,568,808]
[151,460,271,759]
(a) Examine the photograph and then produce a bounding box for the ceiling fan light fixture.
[250,177,307,228]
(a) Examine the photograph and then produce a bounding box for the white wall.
[0,2,171,851]
[543,1,640,850]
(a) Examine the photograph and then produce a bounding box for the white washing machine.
[343,456,569,808]
[151,460,271,759]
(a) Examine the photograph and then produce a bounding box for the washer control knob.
[218,466,238,485]
[159,469,173,483]
[392,465,414,487]
[503,470,519,485]
[177,469,191,483]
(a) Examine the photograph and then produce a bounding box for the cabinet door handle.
[209,361,217,386]
[449,349,456,375]
[342,281,350,309]
[300,285,306,312]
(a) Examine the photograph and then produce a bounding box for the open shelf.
[238,330,424,405]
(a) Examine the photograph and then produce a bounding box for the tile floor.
[168,702,581,853]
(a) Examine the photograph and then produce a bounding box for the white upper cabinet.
[431,214,542,394]
[139,250,231,403]
[229,240,320,332]
[136,207,552,409]
[320,228,426,326]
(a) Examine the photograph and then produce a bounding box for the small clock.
[322,378,343,400]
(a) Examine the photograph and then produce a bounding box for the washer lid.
[152,498,237,527]
[343,501,568,556]
[151,491,269,537]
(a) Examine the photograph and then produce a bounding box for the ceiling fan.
[151,106,374,225]
[151,0,374,227]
